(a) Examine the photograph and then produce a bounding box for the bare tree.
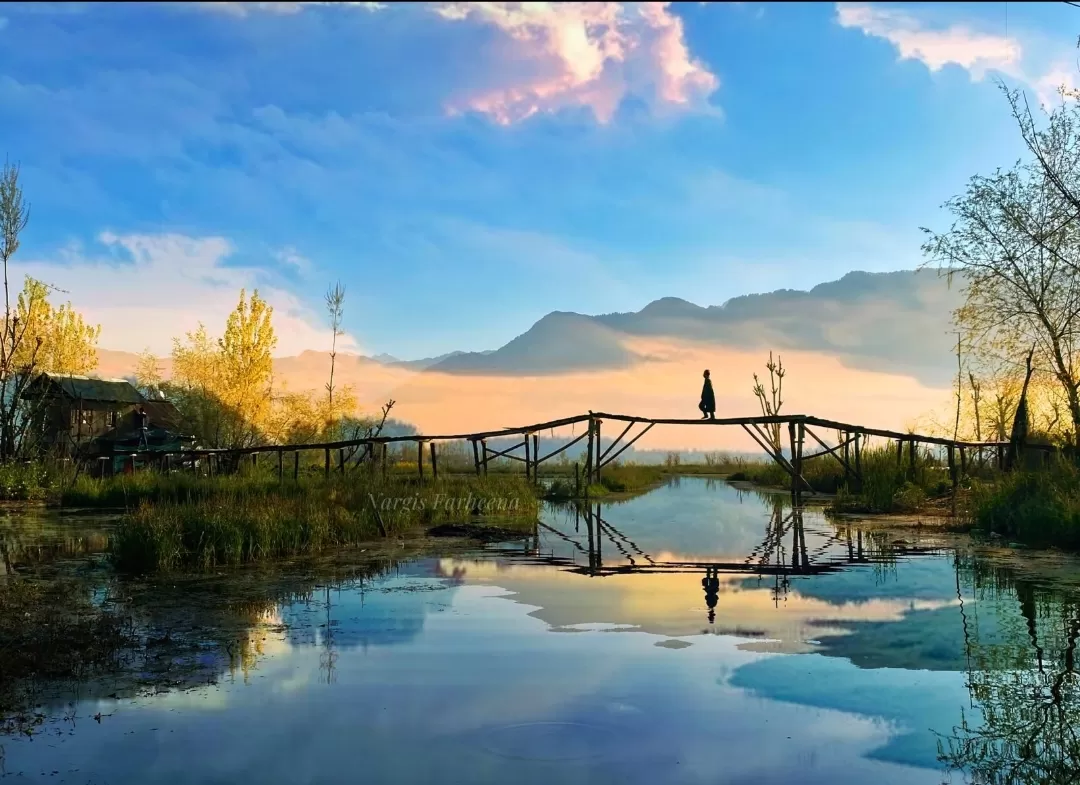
[968,371,983,442]
[921,129,1080,449]
[0,160,43,460]
[752,351,785,453]
[325,281,345,439]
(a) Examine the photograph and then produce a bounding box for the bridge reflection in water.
[487,497,945,625]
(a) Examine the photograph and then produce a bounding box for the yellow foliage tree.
[13,277,100,375]
[169,290,276,449]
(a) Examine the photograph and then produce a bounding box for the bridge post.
[417,441,424,483]
[294,450,299,481]
[787,422,798,499]
[324,447,330,480]
[947,445,957,494]
[532,433,539,483]
[339,448,346,475]
[585,417,595,488]
[381,443,388,478]
[472,439,481,476]
[277,449,283,483]
[896,439,903,467]
[594,419,602,486]
[908,439,916,481]
[524,432,531,481]
[430,442,438,480]
[842,431,851,485]
[853,432,862,492]
[959,446,967,476]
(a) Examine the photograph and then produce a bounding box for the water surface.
[1,478,1078,784]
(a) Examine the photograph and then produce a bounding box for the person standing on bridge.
[698,370,716,420]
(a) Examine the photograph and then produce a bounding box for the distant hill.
[95,269,963,391]
[427,270,962,386]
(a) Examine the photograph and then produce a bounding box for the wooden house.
[21,374,191,464]
[22,373,147,455]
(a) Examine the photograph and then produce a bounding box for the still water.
[2,477,1079,784]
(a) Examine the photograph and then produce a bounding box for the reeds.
[110,473,539,572]
[970,459,1080,549]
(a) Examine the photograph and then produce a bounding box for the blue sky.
[1,1,1077,357]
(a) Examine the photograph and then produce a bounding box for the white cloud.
[433,2,719,124]
[274,245,313,276]
[836,3,1020,80]
[194,1,385,18]
[19,233,358,356]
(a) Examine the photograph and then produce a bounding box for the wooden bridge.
[103,411,1050,498]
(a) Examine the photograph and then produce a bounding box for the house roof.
[25,373,145,404]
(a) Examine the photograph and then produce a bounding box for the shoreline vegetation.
[0,447,1074,562]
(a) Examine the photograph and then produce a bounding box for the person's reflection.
[702,566,720,624]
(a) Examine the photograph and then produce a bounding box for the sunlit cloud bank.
[20,232,359,357]
[236,336,951,451]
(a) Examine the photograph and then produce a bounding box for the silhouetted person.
[703,566,720,624]
[698,369,716,420]
[136,406,149,450]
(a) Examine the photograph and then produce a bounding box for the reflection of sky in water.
[3,479,1051,784]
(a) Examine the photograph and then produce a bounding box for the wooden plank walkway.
[100,410,1050,495]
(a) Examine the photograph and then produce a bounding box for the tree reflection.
[939,555,1080,784]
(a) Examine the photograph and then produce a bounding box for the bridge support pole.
[277,449,283,483]
[294,450,299,482]
[908,439,916,481]
[382,443,388,478]
[947,445,957,494]
[532,433,539,484]
[430,442,438,480]
[595,418,602,487]
[524,432,531,481]
[853,432,862,492]
[896,439,903,467]
[472,439,481,476]
[788,422,798,500]
[417,441,424,483]
[324,447,330,480]
[959,446,967,476]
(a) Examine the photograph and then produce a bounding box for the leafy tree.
[14,277,99,374]
[169,290,276,449]
[922,96,1080,449]
[134,349,163,397]
[0,161,99,458]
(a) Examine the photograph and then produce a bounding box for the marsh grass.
[110,473,539,572]
[0,460,72,502]
[542,462,666,499]
[970,460,1080,549]
[726,445,953,513]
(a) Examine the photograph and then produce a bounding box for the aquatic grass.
[0,579,132,733]
[111,473,540,572]
[970,460,1080,549]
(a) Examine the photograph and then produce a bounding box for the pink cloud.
[836,4,1020,80]
[433,2,719,124]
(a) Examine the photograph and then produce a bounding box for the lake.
[1,476,1078,784]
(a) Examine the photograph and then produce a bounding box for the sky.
[2,1,1078,359]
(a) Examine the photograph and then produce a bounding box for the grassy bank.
[970,461,1080,549]
[543,463,666,500]
[111,473,539,573]
[726,445,953,514]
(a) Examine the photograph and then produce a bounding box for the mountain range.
[96,269,962,392]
